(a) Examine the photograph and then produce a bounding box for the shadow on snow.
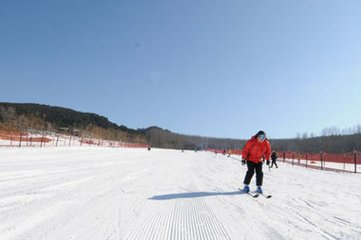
[149,191,242,200]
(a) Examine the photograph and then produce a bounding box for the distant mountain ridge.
[138,126,244,150]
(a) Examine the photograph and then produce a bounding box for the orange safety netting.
[207,148,360,164]
[0,131,51,143]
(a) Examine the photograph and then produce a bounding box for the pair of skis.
[249,192,272,198]
[238,188,272,198]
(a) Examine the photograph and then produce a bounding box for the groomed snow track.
[0,147,361,240]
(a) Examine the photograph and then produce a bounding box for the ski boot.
[241,185,250,193]
[256,186,263,194]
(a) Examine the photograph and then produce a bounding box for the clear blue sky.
[1,0,361,139]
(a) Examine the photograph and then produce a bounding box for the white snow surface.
[0,147,361,240]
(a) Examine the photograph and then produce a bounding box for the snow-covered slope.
[0,147,360,240]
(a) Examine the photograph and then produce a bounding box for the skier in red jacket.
[241,130,271,193]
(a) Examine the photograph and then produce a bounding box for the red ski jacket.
[242,136,271,163]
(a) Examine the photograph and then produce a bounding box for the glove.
[241,159,246,165]
[266,160,270,165]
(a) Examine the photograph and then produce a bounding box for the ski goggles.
[258,134,266,141]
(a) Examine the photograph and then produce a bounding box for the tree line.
[271,133,361,153]
[141,126,361,153]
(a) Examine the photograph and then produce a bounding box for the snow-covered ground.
[0,147,361,240]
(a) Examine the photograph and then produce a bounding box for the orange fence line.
[0,131,150,149]
[207,148,360,173]
[277,151,361,164]
[207,148,360,164]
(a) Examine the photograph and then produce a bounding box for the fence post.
[306,154,308,168]
[292,153,295,166]
[56,136,59,147]
[19,133,22,148]
[283,152,285,163]
[297,153,300,164]
[354,151,357,173]
[320,151,323,170]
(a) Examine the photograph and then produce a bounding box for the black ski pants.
[243,161,263,186]
[271,159,278,168]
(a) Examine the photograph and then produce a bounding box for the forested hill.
[0,102,360,153]
[139,126,245,150]
[0,102,244,149]
[272,133,361,153]
[0,102,146,143]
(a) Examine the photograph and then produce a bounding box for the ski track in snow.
[0,147,361,240]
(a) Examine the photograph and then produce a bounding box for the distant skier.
[270,151,278,168]
[241,130,271,194]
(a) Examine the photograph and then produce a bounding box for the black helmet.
[255,130,266,138]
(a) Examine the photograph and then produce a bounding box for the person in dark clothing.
[271,151,278,168]
[241,130,271,194]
